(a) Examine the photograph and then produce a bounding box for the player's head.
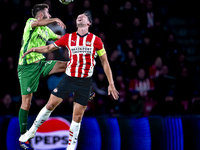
[32,3,51,19]
[76,13,92,28]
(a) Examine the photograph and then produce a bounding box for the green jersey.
[18,18,57,65]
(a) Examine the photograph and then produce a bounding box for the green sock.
[19,108,29,135]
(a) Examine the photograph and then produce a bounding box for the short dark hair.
[32,3,49,17]
[83,12,92,26]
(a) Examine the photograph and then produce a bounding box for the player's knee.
[21,95,32,110]
[58,61,67,67]
[46,101,59,111]
[21,100,31,110]
[64,61,68,66]
[46,94,63,110]
[62,62,67,69]
[57,61,67,72]
[73,114,83,123]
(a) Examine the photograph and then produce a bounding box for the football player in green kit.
[17,3,67,149]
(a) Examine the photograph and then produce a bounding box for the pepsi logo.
[30,117,77,150]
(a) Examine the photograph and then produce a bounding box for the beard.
[42,12,49,19]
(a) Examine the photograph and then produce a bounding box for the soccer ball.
[59,0,73,5]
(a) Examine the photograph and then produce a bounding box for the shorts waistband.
[65,74,92,83]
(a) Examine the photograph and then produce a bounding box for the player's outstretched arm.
[22,44,58,58]
[99,53,119,100]
[55,35,62,40]
[32,18,66,29]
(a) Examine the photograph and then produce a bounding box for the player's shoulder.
[56,33,70,42]
[61,32,75,39]
[26,18,37,24]
[63,32,75,37]
[90,33,102,43]
[88,32,99,38]
[62,32,71,38]
[24,18,37,32]
[87,32,100,40]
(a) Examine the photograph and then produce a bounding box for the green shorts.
[18,60,57,95]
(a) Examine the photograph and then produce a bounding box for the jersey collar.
[76,32,89,37]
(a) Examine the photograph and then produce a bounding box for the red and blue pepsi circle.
[30,117,77,150]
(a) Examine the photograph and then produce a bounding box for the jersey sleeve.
[94,36,106,57]
[46,26,58,41]
[53,34,68,48]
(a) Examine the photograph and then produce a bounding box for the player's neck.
[77,27,89,36]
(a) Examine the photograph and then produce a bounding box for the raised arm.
[22,43,58,58]
[99,53,119,100]
[31,18,66,29]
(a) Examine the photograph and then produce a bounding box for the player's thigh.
[19,76,40,95]
[22,93,33,102]
[18,64,41,95]
[51,74,74,99]
[73,83,92,106]
[48,61,67,75]
[46,94,63,111]
[39,60,56,77]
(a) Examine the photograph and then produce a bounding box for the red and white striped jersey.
[54,32,104,78]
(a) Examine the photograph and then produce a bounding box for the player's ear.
[38,12,44,19]
[88,22,91,27]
